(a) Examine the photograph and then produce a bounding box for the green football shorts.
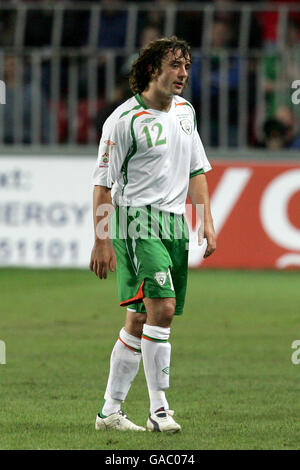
[111,206,189,316]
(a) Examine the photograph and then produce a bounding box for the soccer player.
[90,36,216,432]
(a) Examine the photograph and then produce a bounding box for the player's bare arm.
[90,185,116,279]
[188,174,216,258]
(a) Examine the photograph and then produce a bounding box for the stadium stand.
[0,0,300,149]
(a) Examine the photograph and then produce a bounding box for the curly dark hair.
[129,36,191,95]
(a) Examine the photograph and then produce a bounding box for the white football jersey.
[92,93,211,214]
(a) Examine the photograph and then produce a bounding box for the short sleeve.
[92,116,131,188]
[190,129,212,178]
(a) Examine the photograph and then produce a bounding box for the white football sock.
[101,328,142,417]
[148,390,169,414]
[141,324,171,414]
[101,392,122,417]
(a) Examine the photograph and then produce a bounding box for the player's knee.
[125,311,146,337]
[134,314,147,334]
[160,300,176,325]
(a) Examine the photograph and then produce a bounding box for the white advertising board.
[0,157,95,267]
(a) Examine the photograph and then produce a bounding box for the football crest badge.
[180,118,192,135]
[154,272,167,286]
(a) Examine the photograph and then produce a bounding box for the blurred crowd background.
[1,0,300,150]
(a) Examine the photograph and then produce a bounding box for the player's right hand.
[89,239,116,279]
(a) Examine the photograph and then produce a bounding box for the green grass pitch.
[0,268,299,450]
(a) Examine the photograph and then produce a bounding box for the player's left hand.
[199,223,216,258]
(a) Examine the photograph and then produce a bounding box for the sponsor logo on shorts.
[162,367,170,375]
[180,118,192,135]
[104,140,116,146]
[154,272,167,286]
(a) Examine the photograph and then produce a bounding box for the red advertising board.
[187,161,300,270]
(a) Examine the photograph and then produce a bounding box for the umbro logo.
[141,117,156,123]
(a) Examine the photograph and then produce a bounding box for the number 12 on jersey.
[143,123,166,148]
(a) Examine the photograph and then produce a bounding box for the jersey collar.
[135,93,175,114]
[135,94,148,109]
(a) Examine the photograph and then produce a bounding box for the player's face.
[153,50,191,97]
